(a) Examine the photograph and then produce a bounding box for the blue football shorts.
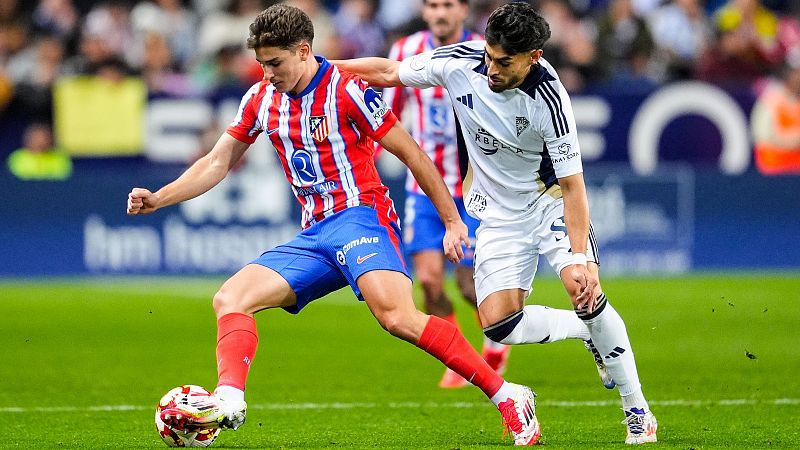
[402,192,479,267]
[251,206,410,314]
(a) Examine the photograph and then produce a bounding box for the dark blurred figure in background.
[593,0,656,90]
[539,0,596,93]
[648,0,712,81]
[7,122,71,180]
[751,57,800,175]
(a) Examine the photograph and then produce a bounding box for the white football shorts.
[468,192,599,306]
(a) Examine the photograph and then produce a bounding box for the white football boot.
[622,407,658,444]
[161,393,247,432]
[497,384,541,445]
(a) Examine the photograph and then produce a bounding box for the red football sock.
[416,315,504,397]
[216,312,258,391]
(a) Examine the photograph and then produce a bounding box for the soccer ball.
[155,385,221,448]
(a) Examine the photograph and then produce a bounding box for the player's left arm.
[559,172,599,311]
[379,122,468,263]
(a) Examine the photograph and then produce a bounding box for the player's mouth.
[488,78,502,88]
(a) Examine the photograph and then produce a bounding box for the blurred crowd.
[1,0,800,175]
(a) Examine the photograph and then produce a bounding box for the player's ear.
[530,49,543,65]
[298,42,311,61]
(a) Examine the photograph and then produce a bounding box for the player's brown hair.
[247,5,314,50]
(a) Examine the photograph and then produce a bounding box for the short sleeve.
[225,82,264,144]
[343,77,398,141]
[398,51,446,89]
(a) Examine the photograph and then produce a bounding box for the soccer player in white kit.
[335,2,657,444]
[381,0,512,389]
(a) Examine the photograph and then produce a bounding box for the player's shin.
[416,315,504,398]
[577,294,648,409]
[216,312,258,395]
[483,304,590,345]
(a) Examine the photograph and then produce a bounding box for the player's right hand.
[127,188,159,215]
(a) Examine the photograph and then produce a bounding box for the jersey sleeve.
[537,80,583,178]
[225,82,264,144]
[342,76,398,142]
[398,50,446,89]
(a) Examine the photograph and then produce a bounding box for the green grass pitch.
[2,273,799,449]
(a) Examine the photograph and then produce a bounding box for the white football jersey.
[398,40,583,214]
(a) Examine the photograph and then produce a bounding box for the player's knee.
[213,288,247,317]
[376,309,415,340]
[483,310,525,345]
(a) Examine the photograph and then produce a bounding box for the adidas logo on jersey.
[456,94,473,109]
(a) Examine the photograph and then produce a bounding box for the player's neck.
[432,27,465,47]
[289,55,321,96]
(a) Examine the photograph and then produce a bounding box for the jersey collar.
[288,56,331,99]
[473,60,555,97]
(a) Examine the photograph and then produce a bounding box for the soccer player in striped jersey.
[381,0,510,389]
[127,5,541,446]
[335,2,657,445]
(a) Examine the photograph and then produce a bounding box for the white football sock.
[214,385,245,402]
[490,381,518,407]
[579,295,643,397]
[490,304,591,345]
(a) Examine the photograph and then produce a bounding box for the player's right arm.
[127,134,249,215]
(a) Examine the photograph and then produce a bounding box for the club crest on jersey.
[516,117,530,136]
[309,116,329,142]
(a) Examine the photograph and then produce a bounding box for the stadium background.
[2,0,800,448]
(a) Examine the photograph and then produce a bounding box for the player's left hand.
[443,220,469,264]
[572,264,599,313]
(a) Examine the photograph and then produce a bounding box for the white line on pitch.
[1,398,798,413]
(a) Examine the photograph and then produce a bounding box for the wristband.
[571,252,588,266]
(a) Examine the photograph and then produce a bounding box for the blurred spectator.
[539,0,597,93]
[695,28,769,87]
[6,123,71,180]
[751,58,800,175]
[191,43,254,96]
[714,0,781,66]
[32,0,79,41]
[593,0,656,88]
[648,0,712,81]
[286,0,343,59]
[196,0,264,60]
[139,31,192,96]
[61,2,134,76]
[4,35,64,122]
[130,0,197,70]
[334,0,385,58]
[375,0,421,31]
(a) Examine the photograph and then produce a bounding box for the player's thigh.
[358,269,427,341]
[214,263,297,316]
[473,218,537,310]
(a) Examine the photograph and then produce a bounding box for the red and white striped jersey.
[227,57,399,229]
[383,30,482,198]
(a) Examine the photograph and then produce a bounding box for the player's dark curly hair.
[247,5,314,50]
[485,2,551,55]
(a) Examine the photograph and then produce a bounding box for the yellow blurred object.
[7,148,72,180]
[54,76,146,156]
